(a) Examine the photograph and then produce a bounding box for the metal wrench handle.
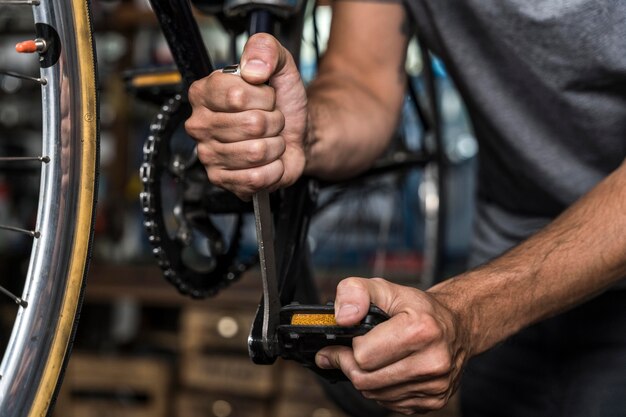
[222,63,280,358]
[252,190,280,357]
[222,65,281,357]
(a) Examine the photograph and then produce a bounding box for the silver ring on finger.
[222,64,240,76]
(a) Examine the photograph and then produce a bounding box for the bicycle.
[0,0,449,415]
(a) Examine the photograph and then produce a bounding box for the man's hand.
[185,33,308,200]
[316,278,471,415]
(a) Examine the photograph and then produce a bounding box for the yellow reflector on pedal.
[291,314,337,326]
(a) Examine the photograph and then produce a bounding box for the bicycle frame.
[147,0,214,85]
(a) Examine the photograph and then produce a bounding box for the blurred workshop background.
[0,0,476,416]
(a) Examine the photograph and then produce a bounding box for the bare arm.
[304,1,411,179]
[431,159,626,355]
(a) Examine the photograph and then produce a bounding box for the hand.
[316,278,471,415]
[185,33,308,200]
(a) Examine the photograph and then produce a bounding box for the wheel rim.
[0,0,97,415]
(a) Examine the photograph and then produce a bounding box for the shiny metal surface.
[253,190,280,357]
[222,64,240,75]
[221,62,280,358]
[0,0,85,414]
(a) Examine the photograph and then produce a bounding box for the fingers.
[187,108,285,144]
[200,144,305,199]
[186,75,288,194]
[317,343,453,391]
[363,376,453,402]
[377,396,450,415]
[205,158,286,199]
[371,380,451,415]
[197,136,286,170]
[188,71,275,112]
[333,279,373,325]
[315,345,454,414]
[240,33,290,85]
[333,277,397,325]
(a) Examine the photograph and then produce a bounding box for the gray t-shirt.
[404,1,626,278]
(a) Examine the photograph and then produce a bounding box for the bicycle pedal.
[277,302,388,382]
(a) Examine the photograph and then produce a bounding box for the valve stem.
[15,38,48,54]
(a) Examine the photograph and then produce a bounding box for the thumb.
[334,277,395,326]
[240,33,291,85]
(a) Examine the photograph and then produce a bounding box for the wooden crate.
[180,307,254,353]
[176,392,270,417]
[279,360,328,401]
[180,352,279,398]
[54,354,171,417]
[274,398,350,417]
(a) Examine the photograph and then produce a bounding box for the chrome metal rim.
[0,0,95,414]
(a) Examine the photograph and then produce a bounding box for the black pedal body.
[277,303,389,381]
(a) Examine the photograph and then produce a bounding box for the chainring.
[140,94,253,298]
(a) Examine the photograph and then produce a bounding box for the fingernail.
[336,304,359,321]
[241,59,268,78]
[316,354,332,369]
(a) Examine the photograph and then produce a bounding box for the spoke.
[0,156,50,163]
[0,70,46,86]
[0,0,39,4]
[0,225,40,238]
[0,285,28,308]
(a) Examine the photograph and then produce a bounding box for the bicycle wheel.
[0,0,98,415]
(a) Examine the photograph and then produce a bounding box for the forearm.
[303,72,401,179]
[302,2,410,180]
[430,160,626,356]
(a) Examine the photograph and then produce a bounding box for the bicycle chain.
[139,94,250,298]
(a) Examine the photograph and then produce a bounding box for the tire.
[0,0,98,416]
